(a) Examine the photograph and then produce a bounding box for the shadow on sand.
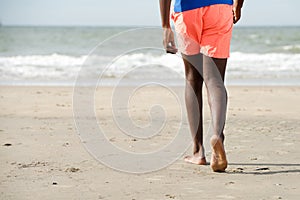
[226,162,300,175]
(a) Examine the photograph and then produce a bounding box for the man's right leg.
[203,55,228,172]
[182,54,206,165]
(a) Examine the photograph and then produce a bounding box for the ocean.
[0,26,299,86]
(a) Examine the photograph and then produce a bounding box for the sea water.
[0,26,299,86]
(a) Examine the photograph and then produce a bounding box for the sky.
[0,0,300,27]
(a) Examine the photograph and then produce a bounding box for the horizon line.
[1,24,300,28]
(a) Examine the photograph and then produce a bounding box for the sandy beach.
[0,85,299,200]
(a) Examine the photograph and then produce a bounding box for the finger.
[234,16,240,24]
[168,41,177,51]
[163,40,170,49]
[166,48,176,54]
[167,49,178,54]
[166,49,177,54]
[233,14,239,24]
[233,11,237,24]
[170,40,176,47]
[233,16,237,24]
[166,45,178,54]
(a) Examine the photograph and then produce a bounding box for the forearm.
[234,0,244,8]
[159,0,172,28]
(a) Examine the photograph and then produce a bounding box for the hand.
[163,28,178,54]
[233,3,242,24]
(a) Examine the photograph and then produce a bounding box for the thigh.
[212,58,227,81]
[202,55,227,83]
[182,54,204,83]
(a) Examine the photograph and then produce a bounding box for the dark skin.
[160,0,244,168]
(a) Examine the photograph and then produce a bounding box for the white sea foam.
[0,54,86,81]
[282,44,300,52]
[0,54,86,67]
[229,52,300,72]
[0,52,299,85]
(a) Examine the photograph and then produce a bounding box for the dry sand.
[0,86,299,200]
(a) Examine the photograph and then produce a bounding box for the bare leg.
[182,55,206,165]
[203,56,228,172]
[182,54,228,171]
[205,57,227,142]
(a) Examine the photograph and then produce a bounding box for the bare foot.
[210,135,227,172]
[184,154,207,165]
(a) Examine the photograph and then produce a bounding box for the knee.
[185,73,202,83]
[185,66,203,82]
[206,79,227,96]
[185,73,203,93]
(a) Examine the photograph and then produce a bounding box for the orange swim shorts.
[172,4,233,58]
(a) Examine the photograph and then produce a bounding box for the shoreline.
[1,78,300,87]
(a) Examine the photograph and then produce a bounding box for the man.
[159,0,244,172]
